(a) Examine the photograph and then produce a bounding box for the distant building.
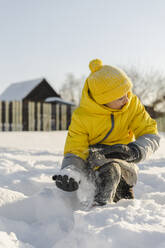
[144,105,165,119]
[0,78,75,131]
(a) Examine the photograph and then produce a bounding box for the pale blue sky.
[1,0,165,94]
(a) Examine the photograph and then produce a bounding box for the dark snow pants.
[88,161,134,205]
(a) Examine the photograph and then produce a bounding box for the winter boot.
[94,162,121,205]
[113,177,134,202]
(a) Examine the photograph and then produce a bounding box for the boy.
[53,59,160,206]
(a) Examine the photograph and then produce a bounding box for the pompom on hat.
[87,59,133,104]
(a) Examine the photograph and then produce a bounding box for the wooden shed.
[0,78,75,131]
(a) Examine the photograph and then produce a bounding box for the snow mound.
[0,131,164,248]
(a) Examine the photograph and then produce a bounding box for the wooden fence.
[0,100,164,132]
[156,116,165,132]
[0,101,75,131]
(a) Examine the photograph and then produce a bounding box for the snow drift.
[0,131,165,248]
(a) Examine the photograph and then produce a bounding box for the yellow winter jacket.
[64,81,158,161]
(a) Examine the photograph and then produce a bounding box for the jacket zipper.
[98,114,114,144]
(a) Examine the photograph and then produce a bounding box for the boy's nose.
[123,96,129,104]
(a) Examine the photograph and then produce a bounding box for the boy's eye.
[119,97,124,101]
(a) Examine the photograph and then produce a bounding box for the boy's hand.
[52,174,79,192]
[127,143,142,163]
[91,143,142,163]
[105,143,142,163]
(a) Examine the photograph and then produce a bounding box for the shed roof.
[45,97,75,105]
[0,78,47,101]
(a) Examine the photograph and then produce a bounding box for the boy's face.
[104,94,129,109]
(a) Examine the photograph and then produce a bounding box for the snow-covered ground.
[0,131,165,248]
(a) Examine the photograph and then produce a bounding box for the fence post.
[51,103,56,130]
[61,105,67,130]
[43,103,51,131]
[40,102,43,131]
[34,102,38,131]
[9,102,12,131]
[22,101,28,131]
[156,116,165,132]
[37,102,41,131]
[2,101,5,131]
[56,104,60,130]
[19,101,23,131]
[66,105,71,129]
[0,102,2,131]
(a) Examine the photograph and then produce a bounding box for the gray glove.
[52,174,80,192]
[53,154,88,192]
[90,143,142,163]
[127,143,142,163]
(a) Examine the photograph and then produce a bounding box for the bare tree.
[59,73,85,105]
[122,66,165,114]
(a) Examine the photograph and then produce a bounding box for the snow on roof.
[45,97,75,105]
[0,78,44,101]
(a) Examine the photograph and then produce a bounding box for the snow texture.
[0,131,165,248]
[45,97,74,106]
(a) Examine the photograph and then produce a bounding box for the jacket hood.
[79,79,132,115]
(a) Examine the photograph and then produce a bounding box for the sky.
[0,0,165,94]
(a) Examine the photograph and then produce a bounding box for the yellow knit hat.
[88,59,133,104]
